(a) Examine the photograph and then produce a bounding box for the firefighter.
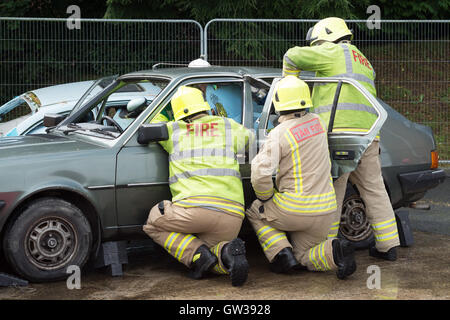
[246,76,356,279]
[143,86,253,286]
[282,17,400,260]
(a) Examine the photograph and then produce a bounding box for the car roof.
[117,66,282,80]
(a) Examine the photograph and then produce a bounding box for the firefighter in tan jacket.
[246,76,356,279]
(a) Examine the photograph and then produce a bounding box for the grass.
[363,41,450,161]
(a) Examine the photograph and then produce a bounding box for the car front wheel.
[3,197,92,282]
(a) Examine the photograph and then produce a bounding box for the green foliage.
[0,0,106,18]
[374,0,450,19]
[104,0,181,19]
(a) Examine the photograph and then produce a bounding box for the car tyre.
[338,188,375,250]
[3,197,92,282]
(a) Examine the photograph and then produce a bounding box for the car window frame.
[146,77,246,125]
[258,77,387,140]
[54,77,171,144]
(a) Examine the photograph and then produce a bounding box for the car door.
[256,77,387,178]
[115,76,249,234]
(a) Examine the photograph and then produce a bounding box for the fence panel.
[0,18,203,108]
[205,19,449,161]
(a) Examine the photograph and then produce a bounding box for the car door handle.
[332,150,355,160]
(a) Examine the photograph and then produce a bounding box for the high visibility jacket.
[251,112,337,216]
[160,114,253,218]
[283,42,377,133]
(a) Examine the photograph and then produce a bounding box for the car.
[0,65,445,282]
[0,80,95,137]
[0,77,162,137]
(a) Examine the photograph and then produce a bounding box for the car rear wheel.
[338,191,375,249]
[3,197,92,282]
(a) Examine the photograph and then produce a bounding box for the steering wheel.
[100,116,124,133]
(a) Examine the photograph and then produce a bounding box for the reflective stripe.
[175,199,245,217]
[273,193,337,213]
[175,234,195,260]
[310,245,322,271]
[280,191,335,204]
[314,103,378,116]
[254,188,274,198]
[327,221,340,238]
[256,226,275,238]
[262,233,287,251]
[283,69,300,76]
[223,117,232,152]
[169,148,236,162]
[257,226,276,239]
[211,245,228,274]
[340,44,353,74]
[375,230,399,242]
[333,72,375,88]
[283,54,298,69]
[318,243,330,270]
[164,232,179,254]
[172,122,181,153]
[168,168,241,185]
[285,131,302,193]
[372,218,396,230]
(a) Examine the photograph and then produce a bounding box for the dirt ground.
[0,230,449,300]
[1,171,449,301]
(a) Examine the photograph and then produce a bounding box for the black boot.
[332,239,357,279]
[189,245,217,280]
[269,247,300,274]
[369,245,397,261]
[221,238,249,287]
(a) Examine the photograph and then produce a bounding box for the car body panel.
[0,134,117,232]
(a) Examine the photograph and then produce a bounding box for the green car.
[0,66,445,282]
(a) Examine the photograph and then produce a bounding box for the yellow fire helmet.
[171,86,211,121]
[306,17,353,46]
[272,76,313,112]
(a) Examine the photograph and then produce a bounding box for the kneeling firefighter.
[246,76,356,279]
[143,86,253,286]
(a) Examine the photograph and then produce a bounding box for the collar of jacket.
[278,110,308,123]
[185,112,209,122]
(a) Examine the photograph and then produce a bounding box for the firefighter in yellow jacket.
[246,76,356,279]
[143,86,253,286]
[282,17,400,261]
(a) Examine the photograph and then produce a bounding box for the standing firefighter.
[246,76,356,279]
[282,17,400,260]
[143,86,252,286]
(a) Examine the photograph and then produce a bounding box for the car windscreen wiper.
[60,123,87,135]
[89,128,117,138]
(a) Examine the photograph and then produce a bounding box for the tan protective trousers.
[143,199,243,275]
[327,141,400,252]
[246,199,338,272]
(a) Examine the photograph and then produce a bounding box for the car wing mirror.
[137,123,169,144]
[43,113,67,127]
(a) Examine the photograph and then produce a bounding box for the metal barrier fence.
[205,19,450,161]
[0,17,203,108]
[0,17,448,161]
